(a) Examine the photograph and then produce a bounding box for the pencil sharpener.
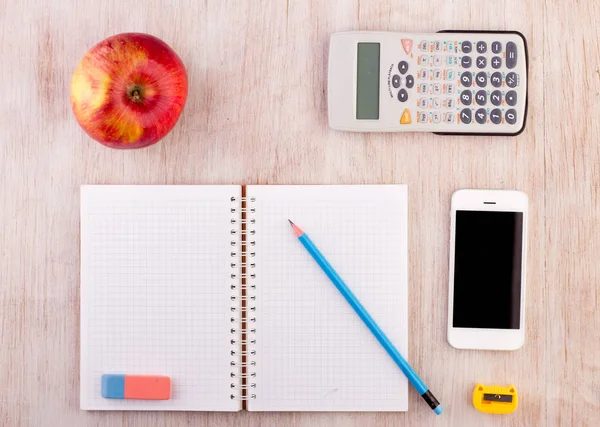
[472,384,518,414]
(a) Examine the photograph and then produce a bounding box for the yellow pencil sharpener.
[472,384,518,414]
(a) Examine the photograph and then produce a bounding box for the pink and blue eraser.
[101,374,170,400]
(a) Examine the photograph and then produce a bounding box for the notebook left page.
[80,185,242,411]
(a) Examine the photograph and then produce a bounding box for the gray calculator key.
[475,90,487,106]
[491,72,502,87]
[399,61,409,74]
[475,72,487,87]
[490,108,502,124]
[460,72,472,87]
[398,88,408,102]
[491,56,502,69]
[461,41,472,53]
[505,109,517,125]
[475,108,487,124]
[460,90,472,105]
[506,42,517,69]
[392,75,401,88]
[461,56,472,68]
[491,90,502,106]
[506,72,518,88]
[492,41,502,53]
[476,41,487,53]
[506,90,517,106]
[476,56,487,69]
[406,74,414,88]
[460,108,472,124]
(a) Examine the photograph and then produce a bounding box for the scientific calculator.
[328,31,528,135]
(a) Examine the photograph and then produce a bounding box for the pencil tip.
[288,219,294,226]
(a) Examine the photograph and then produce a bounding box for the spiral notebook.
[80,184,408,411]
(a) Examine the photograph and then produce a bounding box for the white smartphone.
[447,189,528,350]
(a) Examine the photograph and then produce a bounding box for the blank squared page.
[247,185,408,411]
[80,185,241,411]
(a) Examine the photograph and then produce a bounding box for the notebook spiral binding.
[229,196,257,402]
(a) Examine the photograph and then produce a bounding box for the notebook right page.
[247,185,408,411]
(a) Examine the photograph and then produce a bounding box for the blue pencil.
[288,220,443,415]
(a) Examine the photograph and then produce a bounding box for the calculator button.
[491,56,502,69]
[476,41,487,53]
[434,41,442,51]
[476,56,487,69]
[461,56,472,68]
[401,39,413,55]
[419,69,429,79]
[420,54,430,64]
[475,72,487,87]
[445,112,455,123]
[432,83,441,95]
[400,109,412,124]
[434,55,443,66]
[419,98,429,108]
[491,90,502,106]
[447,84,456,95]
[506,90,517,106]
[446,70,454,80]
[461,41,472,53]
[399,61,409,74]
[491,72,502,88]
[475,108,487,124]
[506,72,518,88]
[433,69,442,80]
[506,42,517,69]
[505,109,517,125]
[419,111,428,122]
[420,40,429,51]
[392,75,401,88]
[432,111,442,123]
[447,42,455,52]
[460,72,472,87]
[419,83,428,93]
[433,98,441,108]
[446,98,455,109]
[406,75,415,88]
[460,108,472,124]
[475,90,487,106]
[446,55,455,66]
[492,41,502,53]
[460,90,472,105]
[398,89,408,102]
[490,108,502,124]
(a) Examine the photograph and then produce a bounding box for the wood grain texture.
[0,0,599,425]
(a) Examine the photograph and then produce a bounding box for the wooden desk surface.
[1,0,599,425]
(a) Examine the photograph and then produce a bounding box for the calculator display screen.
[356,43,380,120]
[453,210,523,329]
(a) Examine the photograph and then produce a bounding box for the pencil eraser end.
[434,405,444,415]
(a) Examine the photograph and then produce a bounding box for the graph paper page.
[80,185,241,411]
[247,185,408,411]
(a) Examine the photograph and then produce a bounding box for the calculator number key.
[491,90,502,106]
[475,72,487,88]
[460,72,472,87]
[460,90,472,105]
[490,109,502,124]
[475,90,487,106]
[475,108,487,124]
[460,108,472,124]
[491,72,502,88]
[505,109,518,125]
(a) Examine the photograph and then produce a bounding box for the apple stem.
[129,86,143,103]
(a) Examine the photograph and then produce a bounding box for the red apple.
[70,33,188,149]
